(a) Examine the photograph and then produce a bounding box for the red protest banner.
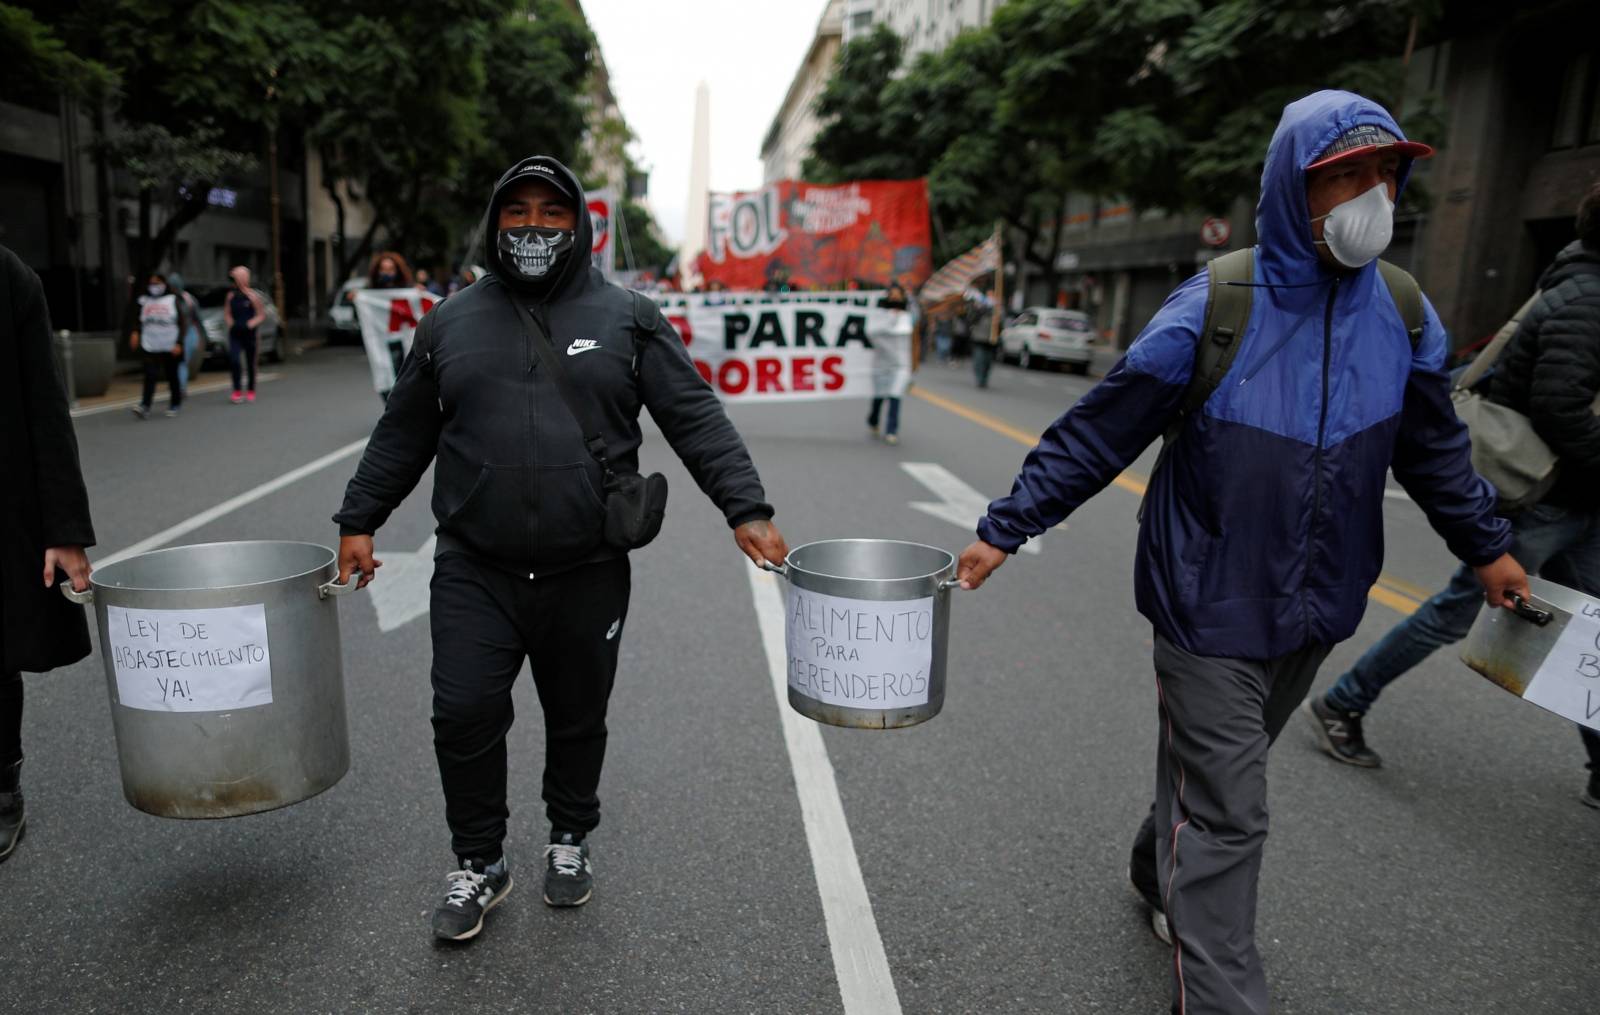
[696,179,933,291]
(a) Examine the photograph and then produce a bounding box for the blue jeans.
[867,397,900,436]
[973,343,995,387]
[1326,502,1600,768]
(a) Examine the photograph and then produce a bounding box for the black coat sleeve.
[14,257,95,548]
[636,312,773,528]
[332,322,443,535]
[1527,293,1600,472]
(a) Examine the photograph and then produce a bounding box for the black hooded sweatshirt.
[1489,240,1600,510]
[334,156,773,575]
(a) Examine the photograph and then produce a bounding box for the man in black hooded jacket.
[334,156,789,941]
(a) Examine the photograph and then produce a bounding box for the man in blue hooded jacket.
[955,92,1528,1014]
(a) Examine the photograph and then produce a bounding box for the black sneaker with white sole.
[1128,864,1172,946]
[1302,693,1382,768]
[1583,770,1600,810]
[431,857,512,941]
[543,833,593,907]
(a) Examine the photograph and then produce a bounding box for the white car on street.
[1000,307,1097,374]
[327,278,367,344]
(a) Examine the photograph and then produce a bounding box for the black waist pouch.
[603,471,669,549]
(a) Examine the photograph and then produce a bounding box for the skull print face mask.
[497,226,576,284]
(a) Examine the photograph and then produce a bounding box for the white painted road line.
[902,461,1046,554]
[367,535,438,631]
[746,567,903,1015]
[99,437,370,568]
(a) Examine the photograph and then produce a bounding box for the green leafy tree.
[806,0,1445,297]
[0,4,116,105]
[311,0,593,286]
[19,0,337,322]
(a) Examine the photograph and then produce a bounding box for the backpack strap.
[1376,259,1425,351]
[627,289,659,374]
[1138,249,1254,519]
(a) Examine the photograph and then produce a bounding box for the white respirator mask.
[1311,182,1394,268]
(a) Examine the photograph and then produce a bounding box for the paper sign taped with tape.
[107,604,273,712]
[1523,609,1600,732]
[785,585,934,710]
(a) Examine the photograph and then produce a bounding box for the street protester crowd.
[4,88,1598,1015]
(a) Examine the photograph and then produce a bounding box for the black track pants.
[428,553,630,861]
[1130,634,1331,1015]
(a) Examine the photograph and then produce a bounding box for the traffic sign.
[1200,217,1231,247]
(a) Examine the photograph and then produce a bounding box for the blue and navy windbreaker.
[977,91,1511,659]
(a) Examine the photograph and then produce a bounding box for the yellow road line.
[910,384,1423,616]
[908,386,1147,495]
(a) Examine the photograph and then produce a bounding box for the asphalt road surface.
[6,344,1595,1014]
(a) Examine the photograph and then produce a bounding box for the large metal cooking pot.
[61,541,361,818]
[1461,575,1600,731]
[762,539,963,729]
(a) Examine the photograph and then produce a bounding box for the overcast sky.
[582,0,823,246]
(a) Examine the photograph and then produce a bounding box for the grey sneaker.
[0,788,24,863]
[130,404,151,420]
[431,857,512,941]
[543,834,593,907]
[1303,694,1382,768]
[1128,864,1172,946]
[164,405,181,418]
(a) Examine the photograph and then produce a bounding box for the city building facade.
[761,0,847,184]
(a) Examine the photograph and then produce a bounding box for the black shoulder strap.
[1138,248,1254,519]
[504,292,615,476]
[1376,259,1425,350]
[627,289,659,373]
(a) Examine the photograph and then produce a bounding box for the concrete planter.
[54,332,118,399]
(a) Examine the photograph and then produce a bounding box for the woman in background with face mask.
[366,251,415,291]
[129,273,186,419]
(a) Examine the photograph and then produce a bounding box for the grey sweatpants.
[1130,634,1331,1015]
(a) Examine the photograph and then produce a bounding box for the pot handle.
[318,570,363,600]
[59,583,94,605]
[1506,591,1553,627]
[937,578,971,592]
[756,559,789,578]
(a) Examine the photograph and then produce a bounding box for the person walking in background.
[868,281,915,445]
[933,313,953,365]
[223,266,267,405]
[967,279,998,388]
[130,272,187,419]
[1303,180,1600,804]
[169,273,202,394]
[0,242,96,863]
[416,269,444,297]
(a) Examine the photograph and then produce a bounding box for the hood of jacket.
[1538,240,1600,290]
[483,155,593,302]
[1255,90,1420,287]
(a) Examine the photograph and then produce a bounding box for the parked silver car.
[326,278,367,344]
[999,307,1097,373]
[194,284,281,364]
